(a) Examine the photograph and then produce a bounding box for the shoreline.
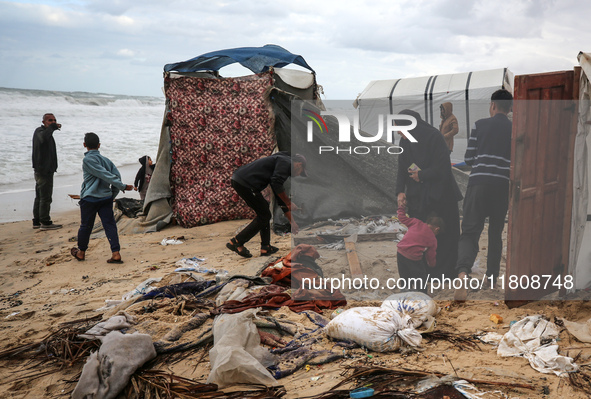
[0,164,140,224]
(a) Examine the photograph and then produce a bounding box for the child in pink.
[396,205,444,293]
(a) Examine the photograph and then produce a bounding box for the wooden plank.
[344,234,363,278]
[293,232,399,246]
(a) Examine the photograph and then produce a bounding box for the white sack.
[324,307,422,352]
[381,291,438,329]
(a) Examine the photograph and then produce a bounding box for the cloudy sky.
[0,0,588,99]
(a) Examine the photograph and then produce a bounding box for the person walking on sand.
[134,155,155,201]
[32,113,63,230]
[227,152,307,258]
[70,133,133,263]
[454,89,513,302]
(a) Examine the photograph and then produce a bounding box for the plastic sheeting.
[571,52,591,290]
[497,315,577,376]
[164,44,314,74]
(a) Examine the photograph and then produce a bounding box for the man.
[226,152,307,258]
[439,102,459,152]
[32,113,62,230]
[454,89,513,301]
[396,109,462,280]
[70,133,133,263]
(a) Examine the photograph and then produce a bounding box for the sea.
[0,87,165,223]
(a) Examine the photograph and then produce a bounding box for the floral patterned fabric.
[165,73,277,227]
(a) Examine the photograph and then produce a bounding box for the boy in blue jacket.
[70,133,133,263]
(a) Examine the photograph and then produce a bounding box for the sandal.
[70,247,85,261]
[106,258,124,264]
[226,238,252,258]
[260,245,279,256]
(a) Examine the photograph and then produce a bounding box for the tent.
[354,68,514,162]
[140,45,320,229]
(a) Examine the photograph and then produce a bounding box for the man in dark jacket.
[454,89,513,301]
[32,113,62,230]
[227,152,307,258]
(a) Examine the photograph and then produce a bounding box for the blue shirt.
[80,150,126,200]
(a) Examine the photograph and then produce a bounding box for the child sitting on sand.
[396,205,444,293]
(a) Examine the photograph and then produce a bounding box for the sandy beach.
[1,207,591,398]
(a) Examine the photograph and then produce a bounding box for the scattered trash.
[330,308,344,319]
[498,315,578,375]
[559,317,591,343]
[5,312,20,319]
[478,332,504,345]
[310,376,322,381]
[490,314,503,324]
[174,257,227,275]
[161,237,184,246]
[349,387,374,398]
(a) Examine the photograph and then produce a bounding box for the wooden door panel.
[506,70,576,304]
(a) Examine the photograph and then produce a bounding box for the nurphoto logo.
[304,109,418,155]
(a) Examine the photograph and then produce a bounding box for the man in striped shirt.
[455,89,513,301]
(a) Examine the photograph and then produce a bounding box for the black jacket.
[32,123,59,174]
[396,110,462,217]
[232,151,291,194]
[134,155,155,192]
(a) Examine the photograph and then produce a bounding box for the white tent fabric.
[354,68,513,163]
[571,52,591,290]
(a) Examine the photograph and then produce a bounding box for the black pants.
[456,184,509,279]
[232,180,272,247]
[77,198,120,252]
[33,171,54,225]
[408,195,460,279]
[397,252,429,293]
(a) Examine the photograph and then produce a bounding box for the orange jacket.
[439,102,459,151]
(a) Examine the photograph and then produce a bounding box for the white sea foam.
[0,87,164,189]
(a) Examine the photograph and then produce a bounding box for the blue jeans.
[77,198,120,252]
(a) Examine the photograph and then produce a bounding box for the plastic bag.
[497,315,577,376]
[381,291,438,329]
[207,308,278,387]
[324,307,422,352]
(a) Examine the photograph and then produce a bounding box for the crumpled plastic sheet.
[72,331,156,399]
[78,312,136,340]
[559,317,591,343]
[497,315,578,376]
[207,308,278,387]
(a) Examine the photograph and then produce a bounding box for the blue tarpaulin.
[164,44,314,74]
